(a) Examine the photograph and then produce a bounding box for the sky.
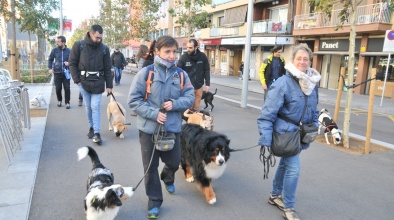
[61,0,100,33]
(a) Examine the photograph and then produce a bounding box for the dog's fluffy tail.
[212,88,217,95]
[77,146,102,168]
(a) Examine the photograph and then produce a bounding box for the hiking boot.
[78,100,83,106]
[87,127,94,139]
[147,207,160,219]
[164,184,175,194]
[283,208,300,220]
[57,101,62,107]
[268,194,284,210]
[93,133,102,144]
[66,103,70,109]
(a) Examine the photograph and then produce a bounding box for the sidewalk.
[210,74,394,115]
[0,73,393,219]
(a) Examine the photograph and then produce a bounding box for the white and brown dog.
[183,109,214,130]
[318,109,342,145]
[78,146,133,220]
[30,92,46,107]
[107,96,128,138]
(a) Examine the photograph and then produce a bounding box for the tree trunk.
[342,0,357,149]
[28,31,34,83]
[10,0,17,80]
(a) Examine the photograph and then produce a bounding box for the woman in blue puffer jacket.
[257,43,321,220]
[128,35,194,219]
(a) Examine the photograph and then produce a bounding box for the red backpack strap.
[145,70,154,101]
[179,71,184,90]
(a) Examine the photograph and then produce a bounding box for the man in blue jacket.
[48,36,71,109]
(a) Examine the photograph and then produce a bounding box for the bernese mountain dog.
[78,146,133,220]
[180,124,230,205]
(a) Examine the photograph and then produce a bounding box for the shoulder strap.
[177,67,184,90]
[144,65,155,101]
[79,40,84,51]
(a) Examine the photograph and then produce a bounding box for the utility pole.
[59,0,63,36]
[241,0,254,108]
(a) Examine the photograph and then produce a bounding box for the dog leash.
[107,92,125,116]
[37,74,52,94]
[259,146,276,179]
[229,144,260,152]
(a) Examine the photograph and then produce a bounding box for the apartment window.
[218,16,224,27]
[270,6,288,22]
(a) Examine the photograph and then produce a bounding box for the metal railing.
[294,2,391,30]
[210,26,239,37]
[0,68,30,165]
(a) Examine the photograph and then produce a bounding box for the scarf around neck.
[285,62,321,95]
[155,55,176,69]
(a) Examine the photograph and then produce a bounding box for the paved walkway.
[0,71,393,219]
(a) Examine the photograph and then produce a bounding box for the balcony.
[253,20,292,34]
[293,3,392,36]
[210,27,239,37]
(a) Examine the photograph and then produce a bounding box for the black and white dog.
[78,146,133,220]
[318,109,342,145]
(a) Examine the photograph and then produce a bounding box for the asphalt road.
[29,72,394,220]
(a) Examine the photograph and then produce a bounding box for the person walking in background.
[128,35,194,219]
[69,24,113,144]
[259,45,285,101]
[111,46,127,86]
[239,61,244,79]
[136,44,149,69]
[129,44,149,116]
[48,36,71,109]
[142,40,156,68]
[177,39,210,112]
[257,44,320,220]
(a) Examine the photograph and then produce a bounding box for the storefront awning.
[360,52,393,56]
[222,5,247,27]
[313,51,359,55]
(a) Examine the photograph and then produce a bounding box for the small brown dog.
[183,109,214,130]
[107,97,128,138]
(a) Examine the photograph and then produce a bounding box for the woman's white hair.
[291,43,313,61]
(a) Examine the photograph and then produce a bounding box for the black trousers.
[139,130,180,210]
[54,73,70,104]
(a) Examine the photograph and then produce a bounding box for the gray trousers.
[139,130,180,209]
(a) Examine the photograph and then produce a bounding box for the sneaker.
[130,111,137,116]
[78,100,83,106]
[164,184,175,194]
[66,103,70,109]
[283,208,300,220]
[87,127,94,139]
[147,207,160,219]
[92,133,102,144]
[57,101,62,107]
[268,194,284,210]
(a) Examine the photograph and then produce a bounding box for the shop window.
[342,55,359,82]
[375,57,394,81]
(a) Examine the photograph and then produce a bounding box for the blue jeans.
[79,84,102,134]
[114,67,122,84]
[272,153,300,209]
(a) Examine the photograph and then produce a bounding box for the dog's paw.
[109,127,113,131]
[185,176,194,182]
[120,134,124,139]
[208,197,216,205]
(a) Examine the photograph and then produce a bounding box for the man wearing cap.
[111,46,127,86]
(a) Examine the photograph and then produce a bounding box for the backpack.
[144,64,185,101]
[79,40,107,55]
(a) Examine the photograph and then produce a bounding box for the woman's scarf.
[155,55,176,69]
[285,62,321,95]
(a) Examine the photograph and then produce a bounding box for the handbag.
[300,123,318,144]
[153,122,175,151]
[271,95,309,157]
[271,129,301,157]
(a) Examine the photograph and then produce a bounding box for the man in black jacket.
[48,36,71,109]
[178,39,210,111]
[110,46,126,86]
[69,24,113,144]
